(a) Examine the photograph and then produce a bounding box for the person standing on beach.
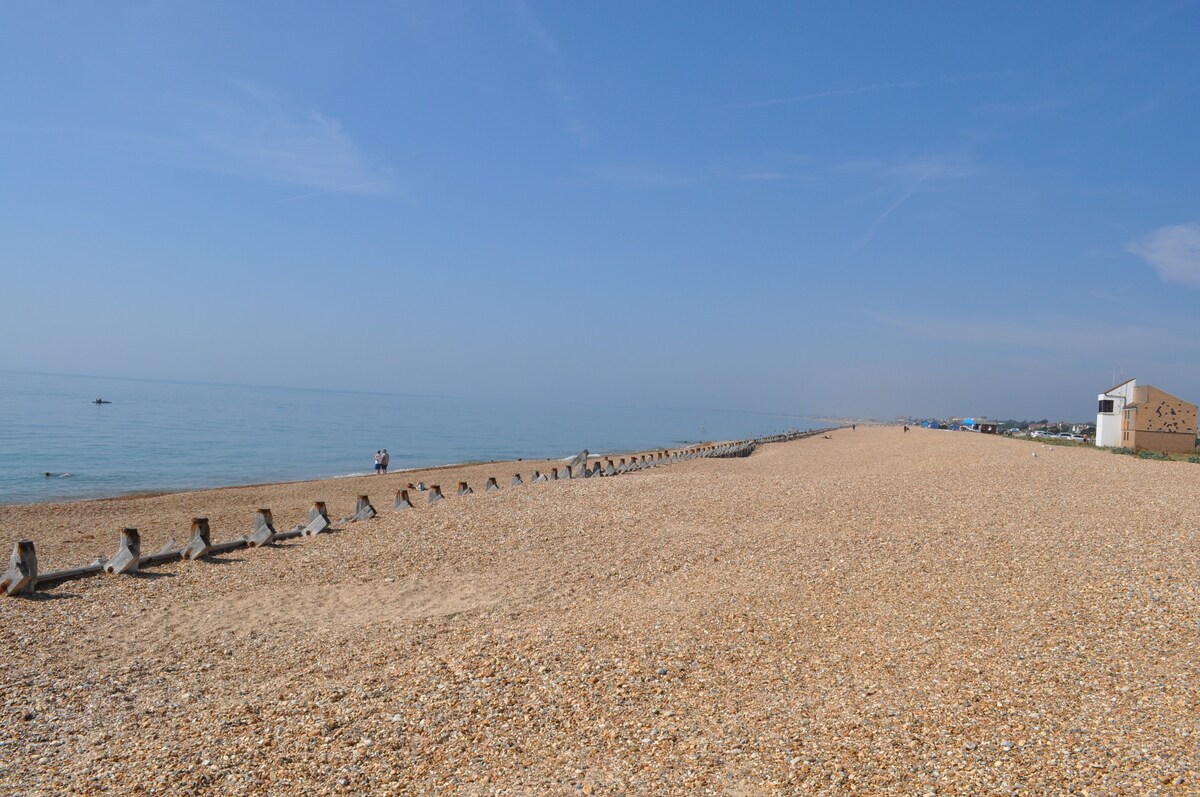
[374,450,383,475]
[381,449,390,474]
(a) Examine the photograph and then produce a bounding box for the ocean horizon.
[0,370,817,505]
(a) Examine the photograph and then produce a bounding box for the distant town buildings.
[1096,379,1197,453]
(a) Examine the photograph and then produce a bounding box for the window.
[1098,399,1114,413]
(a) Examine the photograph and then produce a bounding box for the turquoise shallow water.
[0,371,815,504]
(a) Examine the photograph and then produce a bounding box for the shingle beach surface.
[2,427,1198,795]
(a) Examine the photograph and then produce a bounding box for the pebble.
[3,429,1198,795]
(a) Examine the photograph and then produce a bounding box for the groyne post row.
[1,428,833,597]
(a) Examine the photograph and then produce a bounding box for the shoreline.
[0,433,815,572]
[2,426,818,508]
[1,440,736,510]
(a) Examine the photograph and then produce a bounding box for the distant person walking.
[374,450,383,475]
[381,449,390,474]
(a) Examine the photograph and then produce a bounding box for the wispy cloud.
[586,158,802,187]
[1128,222,1200,288]
[737,72,1004,109]
[587,161,693,187]
[184,82,390,195]
[269,180,393,203]
[870,310,1200,357]
[850,155,979,250]
[509,0,593,146]
[975,91,1095,115]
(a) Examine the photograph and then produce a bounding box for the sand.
[1,427,1198,795]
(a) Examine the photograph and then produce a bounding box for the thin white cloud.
[586,158,800,187]
[739,79,931,109]
[850,155,978,250]
[509,0,593,146]
[855,184,922,250]
[587,161,692,187]
[737,72,1005,109]
[870,310,1200,357]
[188,82,390,195]
[1128,223,1200,288]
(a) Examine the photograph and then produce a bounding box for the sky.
[2,1,1199,421]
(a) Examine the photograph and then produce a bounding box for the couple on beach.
[374,449,390,474]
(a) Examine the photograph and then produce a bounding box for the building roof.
[1101,377,1135,395]
[1125,384,1197,409]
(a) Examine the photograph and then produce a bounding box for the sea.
[0,371,817,504]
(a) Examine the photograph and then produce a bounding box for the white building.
[1096,378,1137,447]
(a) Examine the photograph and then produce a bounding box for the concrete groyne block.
[511,473,523,486]
[354,495,377,521]
[485,477,499,491]
[182,518,212,560]
[458,481,473,496]
[305,502,332,534]
[105,528,141,574]
[428,485,444,504]
[2,541,37,597]
[247,509,277,548]
[393,489,414,510]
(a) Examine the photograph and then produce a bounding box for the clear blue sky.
[3,1,1199,420]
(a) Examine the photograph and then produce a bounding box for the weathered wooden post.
[485,477,499,491]
[457,481,473,496]
[247,510,277,548]
[354,495,376,521]
[1,541,37,596]
[105,528,141,574]
[182,518,212,560]
[304,502,331,535]
[428,485,444,504]
[394,489,414,510]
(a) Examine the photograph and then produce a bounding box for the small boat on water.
[93,398,112,404]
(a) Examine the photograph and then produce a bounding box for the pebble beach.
[2,426,1198,795]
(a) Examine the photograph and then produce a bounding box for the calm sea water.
[0,371,815,504]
